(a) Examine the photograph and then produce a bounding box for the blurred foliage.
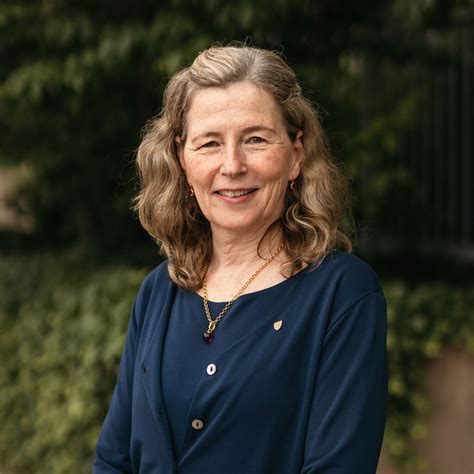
[383,280,474,472]
[0,252,146,474]
[0,0,471,259]
[0,254,473,474]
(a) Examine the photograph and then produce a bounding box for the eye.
[201,141,220,148]
[247,136,266,145]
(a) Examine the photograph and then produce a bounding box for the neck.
[210,224,282,270]
[201,224,287,301]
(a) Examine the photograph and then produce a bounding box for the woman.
[94,44,387,474]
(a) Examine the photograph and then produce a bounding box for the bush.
[0,253,146,474]
[382,280,474,472]
[0,254,473,473]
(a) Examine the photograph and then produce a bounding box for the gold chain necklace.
[202,243,284,343]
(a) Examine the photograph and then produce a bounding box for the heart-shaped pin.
[273,320,283,331]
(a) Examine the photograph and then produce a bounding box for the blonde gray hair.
[134,44,353,290]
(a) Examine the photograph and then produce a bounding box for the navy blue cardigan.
[94,251,388,474]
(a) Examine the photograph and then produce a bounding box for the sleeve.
[93,301,139,474]
[301,292,388,474]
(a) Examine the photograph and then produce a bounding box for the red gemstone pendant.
[203,331,214,343]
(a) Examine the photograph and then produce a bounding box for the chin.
[210,215,274,235]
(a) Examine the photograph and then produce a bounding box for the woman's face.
[178,81,303,238]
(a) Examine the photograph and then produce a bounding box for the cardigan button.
[191,419,204,430]
[206,363,217,375]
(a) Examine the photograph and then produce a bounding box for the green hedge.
[0,253,146,474]
[383,279,474,472]
[0,254,473,474]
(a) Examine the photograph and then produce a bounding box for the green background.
[0,1,473,473]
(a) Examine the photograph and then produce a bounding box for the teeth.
[218,189,254,198]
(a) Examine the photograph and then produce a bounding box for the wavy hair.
[134,44,353,290]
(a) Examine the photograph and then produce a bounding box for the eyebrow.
[190,126,277,145]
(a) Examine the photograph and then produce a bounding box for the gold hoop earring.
[289,180,296,192]
[188,185,194,197]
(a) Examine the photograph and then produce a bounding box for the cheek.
[259,155,293,184]
[183,158,209,186]
[188,171,216,201]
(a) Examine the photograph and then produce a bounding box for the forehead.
[185,81,286,136]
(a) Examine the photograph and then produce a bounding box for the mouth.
[215,189,257,198]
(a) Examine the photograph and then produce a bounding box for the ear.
[289,130,304,180]
[175,136,186,171]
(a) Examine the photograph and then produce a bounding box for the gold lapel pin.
[273,320,283,331]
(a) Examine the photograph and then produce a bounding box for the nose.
[220,143,247,176]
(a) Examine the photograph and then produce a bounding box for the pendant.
[203,331,214,343]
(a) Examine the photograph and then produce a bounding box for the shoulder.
[317,250,382,293]
[133,259,171,319]
[138,258,170,293]
[303,251,384,317]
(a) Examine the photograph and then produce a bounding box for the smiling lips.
[216,189,257,198]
